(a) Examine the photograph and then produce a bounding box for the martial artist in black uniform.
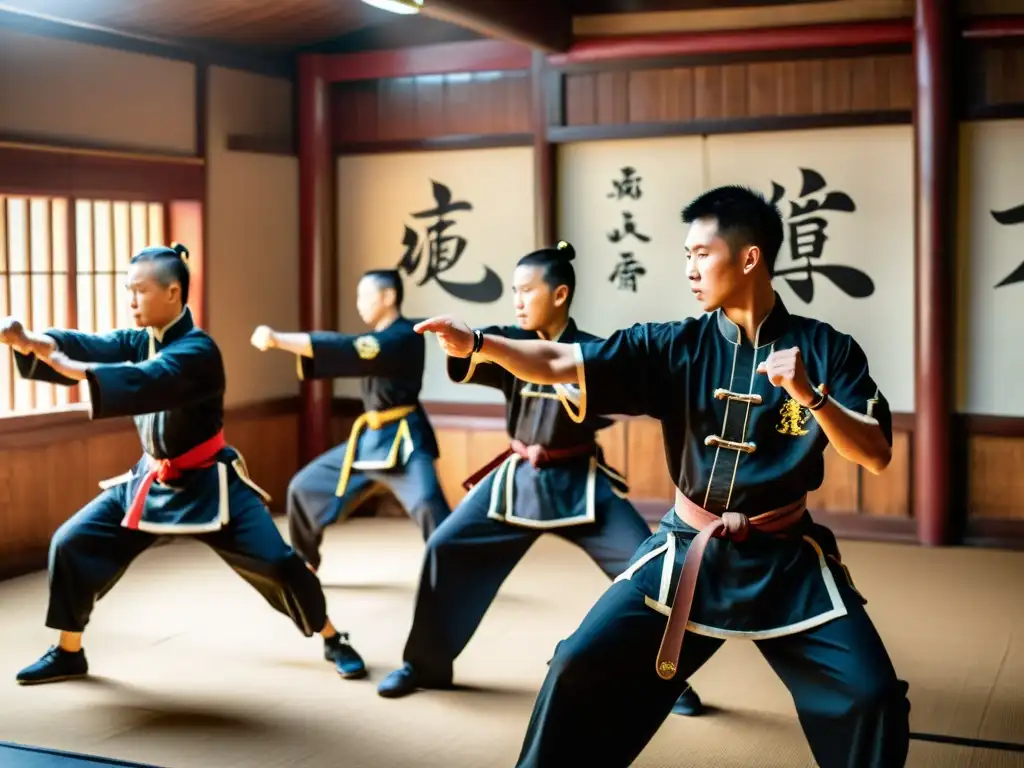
[377,241,704,717]
[414,188,911,768]
[250,269,450,573]
[4,244,366,685]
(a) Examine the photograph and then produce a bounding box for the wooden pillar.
[298,54,335,465]
[913,0,955,546]
[531,52,558,248]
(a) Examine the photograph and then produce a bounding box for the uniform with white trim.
[515,296,910,768]
[12,307,335,646]
[378,319,704,707]
[286,316,449,571]
[446,319,629,530]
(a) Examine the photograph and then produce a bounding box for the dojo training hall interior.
[1,0,1023,766]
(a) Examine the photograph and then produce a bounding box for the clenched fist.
[756,347,817,406]
[0,316,49,358]
[250,325,277,352]
[413,315,475,358]
[0,316,27,348]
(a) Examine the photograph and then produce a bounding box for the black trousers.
[516,579,911,768]
[401,480,654,682]
[47,485,328,637]
[287,442,451,571]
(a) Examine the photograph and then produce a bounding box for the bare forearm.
[478,335,578,385]
[15,330,57,358]
[813,398,892,474]
[271,332,313,358]
[46,355,95,382]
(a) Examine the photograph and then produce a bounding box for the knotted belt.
[654,489,808,681]
[461,439,596,491]
[335,405,417,497]
[121,429,228,530]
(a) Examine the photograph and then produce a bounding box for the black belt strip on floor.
[910,731,1024,753]
[2,732,1022,765]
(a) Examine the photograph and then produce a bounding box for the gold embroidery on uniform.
[354,335,380,360]
[520,383,560,400]
[777,398,811,436]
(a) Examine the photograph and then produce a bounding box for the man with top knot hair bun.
[416,187,909,768]
[376,240,704,717]
[2,243,366,687]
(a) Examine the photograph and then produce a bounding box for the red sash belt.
[461,439,596,491]
[653,490,807,681]
[122,429,228,530]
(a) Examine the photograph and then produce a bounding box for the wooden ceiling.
[0,0,829,53]
[567,0,832,11]
[0,0,389,48]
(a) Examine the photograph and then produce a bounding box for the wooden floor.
[0,518,1022,767]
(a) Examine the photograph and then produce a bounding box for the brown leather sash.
[654,490,808,681]
[461,439,596,491]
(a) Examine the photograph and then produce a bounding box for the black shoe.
[376,663,452,699]
[671,684,704,716]
[16,646,88,686]
[323,633,367,679]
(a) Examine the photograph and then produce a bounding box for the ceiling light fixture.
[360,0,423,14]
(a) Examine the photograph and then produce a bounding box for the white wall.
[335,146,536,403]
[559,125,916,412]
[957,119,1024,416]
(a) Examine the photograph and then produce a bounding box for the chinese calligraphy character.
[606,166,651,292]
[398,180,503,303]
[992,203,1024,289]
[769,167,874,304]
[607,212,652,245]
[607,166,643,200]
[609,252,646,292]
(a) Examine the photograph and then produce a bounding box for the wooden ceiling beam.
[547,19,913,66]
[418,0,573,53]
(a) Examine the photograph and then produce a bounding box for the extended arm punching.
[1,317,140,386]
[415,316,578,386]
[415,315,676,423]
[252,325,424,381]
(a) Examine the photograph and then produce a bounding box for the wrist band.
[471,329,484,355]
[807,385,828,412]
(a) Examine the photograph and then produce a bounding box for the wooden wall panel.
[379,411,914,526]
[275,405,1024,536]
[0,144,204,200]
[967,436,1024,519]
[807,445,861,513]
[564,54,914,126]
[964,41,1024,116]
[226,412,300,508]
[331,71,533,148]
[960,0,1024,14]
[625,418,676,501]
[861,431,912,516]
[0,401,302,581]
[6,395,1020,581]
[982,45,1024,107]
[596,420,627,473]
